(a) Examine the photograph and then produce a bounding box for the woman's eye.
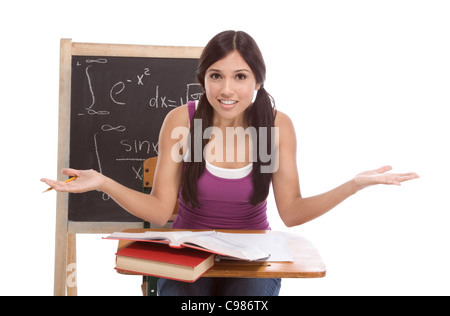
[236,74,247,80]
[210,73,221,80]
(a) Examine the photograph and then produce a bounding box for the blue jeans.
[158,277,281,296]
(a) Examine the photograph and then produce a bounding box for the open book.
[106,231,292,261]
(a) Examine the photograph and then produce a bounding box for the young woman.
[41,31,418,296]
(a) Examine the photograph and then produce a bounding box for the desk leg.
[147,276,158,296]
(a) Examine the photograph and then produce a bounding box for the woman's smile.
[219,99,238,109]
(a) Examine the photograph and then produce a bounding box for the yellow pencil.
[43,177,78,193]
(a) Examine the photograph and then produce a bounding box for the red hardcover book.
[115,241,215,283]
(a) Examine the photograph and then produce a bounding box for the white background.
[1,0,449,296]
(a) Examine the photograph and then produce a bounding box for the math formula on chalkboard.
[69,56,201,222]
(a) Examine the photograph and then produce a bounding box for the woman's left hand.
[353,166,419,191]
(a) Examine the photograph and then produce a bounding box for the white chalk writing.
[73,56,201,202]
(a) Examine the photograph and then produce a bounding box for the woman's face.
[204,50,261,124]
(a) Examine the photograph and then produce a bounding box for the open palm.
[354,166,419,190]
[41,168,105,193]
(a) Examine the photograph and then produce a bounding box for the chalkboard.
[68,56,202,222]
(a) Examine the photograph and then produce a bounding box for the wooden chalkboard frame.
[55,39,203,295]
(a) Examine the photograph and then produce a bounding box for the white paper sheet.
[216,232,294,262]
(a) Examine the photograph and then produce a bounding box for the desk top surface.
[117,229,326,279]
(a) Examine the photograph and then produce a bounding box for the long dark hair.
[181,30,276,208]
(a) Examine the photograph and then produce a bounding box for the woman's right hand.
[41,168,106,193]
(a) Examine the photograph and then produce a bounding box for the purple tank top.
[172,101,270,230]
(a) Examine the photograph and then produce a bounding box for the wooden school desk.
[117,229,326,279]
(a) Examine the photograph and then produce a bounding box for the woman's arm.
[41,105,189,226]
[271,111,419,227]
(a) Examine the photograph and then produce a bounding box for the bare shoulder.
[274,110,295,133]
[163,104,190,128]
[272,110,296,151]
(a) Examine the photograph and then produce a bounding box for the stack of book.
[115,241,215,283]
[108,230,293,282]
